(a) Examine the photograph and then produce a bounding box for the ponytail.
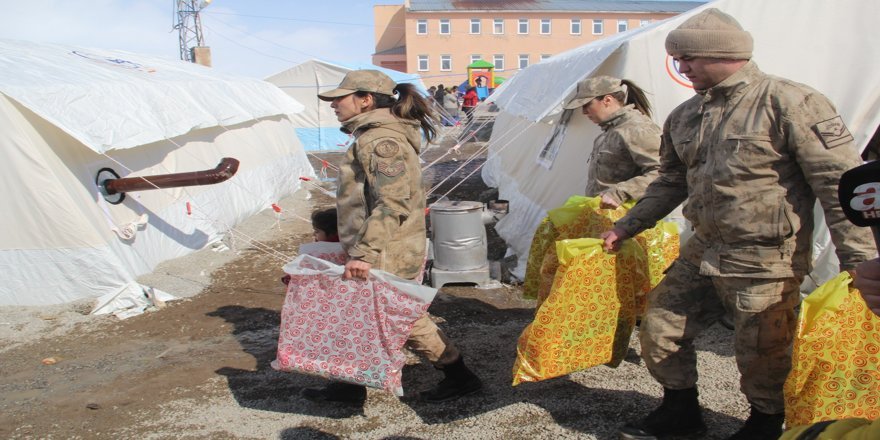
[359,83,439,144]
[617,79,653,118]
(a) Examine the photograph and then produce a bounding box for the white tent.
[0,39,315,310]
[482,0,880,284]
[265,59,427,151]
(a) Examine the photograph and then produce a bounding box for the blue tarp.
[295,127,352,152]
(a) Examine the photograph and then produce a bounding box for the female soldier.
[563,76,661,208]
[303,70,482,404]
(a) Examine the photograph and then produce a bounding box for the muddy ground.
[0,132,748,439]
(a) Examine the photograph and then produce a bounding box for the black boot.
[301,381,366,405]
[725,406,784,440]
[419,356,483,403]
[619,387,707,439]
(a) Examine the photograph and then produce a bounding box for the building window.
[416,19,427,35]
[470,54,482,64]
[518,54,529,69]
[493,54,505,71]
[418,55,428,71]
[493,18,504,34]
[439,19,450,35]
[540,54,552,61]
[470,18,481,34]
[570,19,581,35]
[440,55,452,71]
[592,19,604,35]
[540,19,551,34]
[640,19,651,27]
[518,18,529,34]
[618,19,628,33]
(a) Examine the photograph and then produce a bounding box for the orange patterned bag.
[513,238,651,385]
[783,272,880,427]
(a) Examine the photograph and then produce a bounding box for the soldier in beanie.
[600,8,876,440]
[301,70,482,405]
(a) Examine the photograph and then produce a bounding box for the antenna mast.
[174,0,212,65]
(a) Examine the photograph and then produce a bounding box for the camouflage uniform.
[584,104,661,203]
[615,61,876,414]
[337,107,459,366]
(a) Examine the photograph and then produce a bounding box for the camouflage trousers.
[406,314,461,367]
[639,258,802,414]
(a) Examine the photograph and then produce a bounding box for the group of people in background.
[287,6,878,440]
[427,83,480,126]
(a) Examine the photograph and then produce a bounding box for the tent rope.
[425,115,534,199]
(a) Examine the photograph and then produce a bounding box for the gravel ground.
[0,127,751,439]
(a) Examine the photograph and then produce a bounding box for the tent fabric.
[0,39,303,153]
[0,40,314,308]
[266,59,427,151]
[482,0,880,282]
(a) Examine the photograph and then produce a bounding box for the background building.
[373,0,703,88]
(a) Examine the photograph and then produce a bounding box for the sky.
[0,0,380,79]
[0,0,703,80]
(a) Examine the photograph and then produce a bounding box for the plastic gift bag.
[783,271,880,427]
[522,195,679,315]
[297,241,347,265]
[523,196,628,303]
[272,255,437,396]
[512,238,651,385]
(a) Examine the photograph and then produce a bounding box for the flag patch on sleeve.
[813,116,853,149]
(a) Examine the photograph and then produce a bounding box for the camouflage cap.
[563,76,624,110]
[318,70,397,101]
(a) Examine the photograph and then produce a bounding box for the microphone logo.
[850,182,880,219]
[839,160,880,227]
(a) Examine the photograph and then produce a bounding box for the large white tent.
[0,39,314,310]
[482,0,880,284]
[266,59,427,151]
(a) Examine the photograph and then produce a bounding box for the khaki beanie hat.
[665,8,753,60]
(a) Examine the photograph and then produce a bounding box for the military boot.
[725,406,784,440]
[301,381,366,405]
[419,356,483,403]
[619,387,707,439]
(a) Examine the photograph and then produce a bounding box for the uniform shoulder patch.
[814,116,853,149]
[377,159,405,177]
[374,140,401,158]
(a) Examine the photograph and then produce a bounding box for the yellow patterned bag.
[513,238,651,385]
[783,272,880,427]
[522,196,679,315]
[523,196,629,302]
